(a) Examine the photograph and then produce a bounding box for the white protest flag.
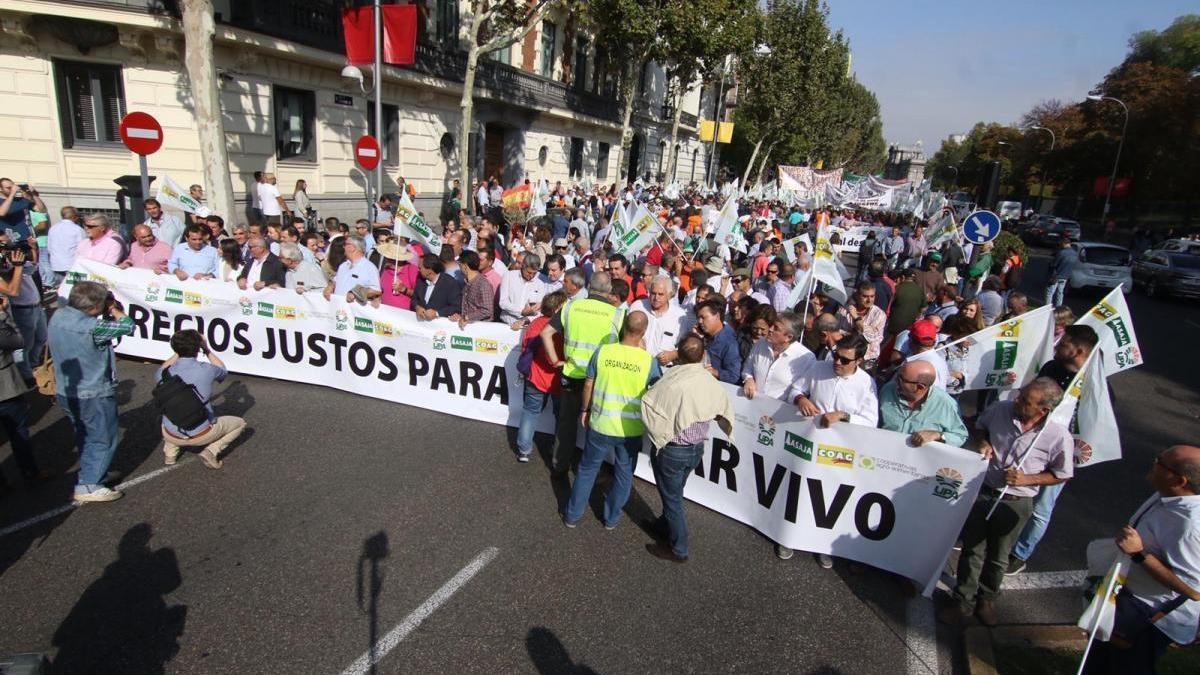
[155,174,209,217]
[780,233,813,263]
[936,304,1056,391]
[527,179,549,220]
[1075,287,1143,376]
[610,202,661,257]
[811,218,846,303]
[926,210,959,250]
[712,198,748,253]
[1079,542,1131,646]
[602,197,634,251]
[393,190,442,255]
[1048,348,1122,467]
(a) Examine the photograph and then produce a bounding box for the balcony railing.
[224,0,619,123]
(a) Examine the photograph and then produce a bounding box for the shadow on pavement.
[51,522,186,674]
[356,530,389,675]
[526,627,598,674]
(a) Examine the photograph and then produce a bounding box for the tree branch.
[478,0,558,54]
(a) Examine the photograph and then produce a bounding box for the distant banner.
[831,225,892,256]
[634,386,986,594]
[778,165,844,192]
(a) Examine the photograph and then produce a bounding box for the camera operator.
[0,294,48,498]
[0,234,46,383]
[0,179,48,242]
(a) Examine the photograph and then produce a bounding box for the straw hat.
[704,257,724,275]
[374,242,413,262]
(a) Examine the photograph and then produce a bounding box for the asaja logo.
[783,431,813,461]
[65,271,86,285]
[451,335,474,351]
[165,288,184,304]
[474,338,498,353]
[256,302,275,318]
[756,416,777,447]
[373,321,394,337]
[431,330,448,350]
[932,467,964,501]
[274,305,297,320]
[354,317,374,333]
[238,297,253,316]
[1106,318,1132,348]
[1090,302,1117,321]
[144,282,161,302]
[816,444,855,468]
[992,340,1019,370]
[184,291,203,307]
[335,309,349,330]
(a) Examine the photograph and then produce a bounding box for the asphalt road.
[0,245,1196,674]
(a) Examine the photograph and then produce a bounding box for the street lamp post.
[1086,93,1129,222]
[705,54,732,189]
[1028,125,1055,214]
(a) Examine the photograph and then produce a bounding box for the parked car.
[1023,217,1081,246]
[1132,249,1200,299]
[996,201,1022,224]
[1158,238,1200,256]
[1069,242,1132,293]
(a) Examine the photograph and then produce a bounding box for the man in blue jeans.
[1044,238,1078,307]
[562,312,658,530]
[48,280,134,502]
[639,335,734,562]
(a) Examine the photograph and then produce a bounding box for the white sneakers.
[73,486,123,503]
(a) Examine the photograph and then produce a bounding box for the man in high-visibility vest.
[540,271,625,477]
[562,312,659,528]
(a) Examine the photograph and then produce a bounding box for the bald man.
[1083,445,1200,674]
[879,360,969,447]
[563,312,661,529]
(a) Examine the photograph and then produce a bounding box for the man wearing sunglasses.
[879,360,967,448]
[940,377,1072,628]
[1081,445,1200,674]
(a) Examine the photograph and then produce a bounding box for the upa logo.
[373,321,394,337]
[165,288,184,304]
[1074,438,1094,466]
[431,330,448,350]
[450,335,474,351]
[756,416,777,447]
[144,281,161,302]
[783,431,813,461]
[238,297,253,316]
[816,444,855,468]
[335,309,349,330]
[274,305,297,320]
[353,317,374,333]
[474,338,498,353]
[933,467,964,501]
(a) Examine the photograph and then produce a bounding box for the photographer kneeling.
[156,329,245,470]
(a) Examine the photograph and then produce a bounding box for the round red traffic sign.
[355,135,381,171]
[118,112,163,156]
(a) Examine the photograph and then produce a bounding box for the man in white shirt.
[742,311,815,402]
[143,198,185,247]
[475,182,490,212]
[47,206,85,284]
[323,235,381,302]
[541,254,566,294]
[788,333,879,428]
[498,254,546,325]
[630,276,685,364]
[257,173,289,225]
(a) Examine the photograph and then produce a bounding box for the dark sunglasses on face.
[833,354,857,365]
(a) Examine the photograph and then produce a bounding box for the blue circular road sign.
[962,210,1002,245]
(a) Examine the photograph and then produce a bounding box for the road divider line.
[0,461,190,539]
[339,546,500,675]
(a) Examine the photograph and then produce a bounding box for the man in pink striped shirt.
[76,214,125,266]
[118,224,170,273]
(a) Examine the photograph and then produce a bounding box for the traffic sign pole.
[139,155,150,213]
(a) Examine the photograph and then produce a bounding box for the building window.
[569,137,584,179]
[489,44,511,65]
[540,21,557,78]
[367,102,400,165]
[596,142,609,180]
[53,60,126,148]
[435,0,459,45]
[274,86,316,161]
[573,39,589,92]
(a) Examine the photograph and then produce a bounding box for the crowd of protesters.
[0,173,1195,672]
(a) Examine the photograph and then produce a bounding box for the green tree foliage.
[1128,14,1200,74]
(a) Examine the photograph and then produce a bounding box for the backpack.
[152,367,210,433]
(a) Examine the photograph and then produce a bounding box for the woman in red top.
[514,290,568,462]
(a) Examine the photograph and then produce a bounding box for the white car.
[1070,242,1133,294]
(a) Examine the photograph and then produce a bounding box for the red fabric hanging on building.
[381,4,417,66]
[342,6,374,66]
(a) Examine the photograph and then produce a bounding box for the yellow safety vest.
[561,298,624,380]
[589,343,653,438]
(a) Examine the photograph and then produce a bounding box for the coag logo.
[783,431,812,461]
[816,445,855,468]
[474,338,498,353]
[997,319,1021,339]
[165,288,184,304]
[353,317,374,333]
[275,305,297,320]
[184,291,203,307]
[256,302,274,318]
[373,321,394,337]
[451,335,474,351]
[932,467,964,501]
[431,330,448,350]
[1090,302,1117,321]
[335,309,349,330]
[238,297,253,316]
[756,416,776,447]
[144,282,161,302]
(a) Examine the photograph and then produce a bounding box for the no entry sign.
[355,135,381,171]
[119,112,163,156]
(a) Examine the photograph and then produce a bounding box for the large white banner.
[634,386,986,594]
[68,262,986,591]
[1075,287,1143,376]
[831,224,892,256]
[936,305,1056,391]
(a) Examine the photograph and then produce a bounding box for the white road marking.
[339,546,500,675]
[0,461,189,539]
[905,597,939,675]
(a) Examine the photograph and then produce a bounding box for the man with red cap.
[904,318,950,390]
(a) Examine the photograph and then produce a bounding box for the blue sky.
[825,1,1195,153]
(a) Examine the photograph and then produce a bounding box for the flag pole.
[796,269,817,345]
[373,0,383,209]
